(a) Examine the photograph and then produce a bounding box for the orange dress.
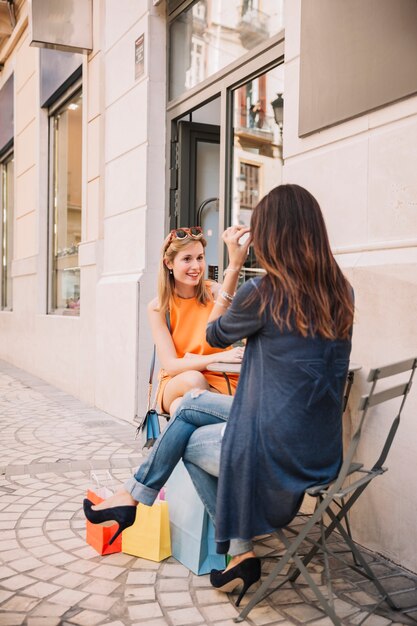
[156,291,239,411]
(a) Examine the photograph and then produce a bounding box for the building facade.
[0,0,416,572]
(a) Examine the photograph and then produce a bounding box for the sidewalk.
[1,359,416,626]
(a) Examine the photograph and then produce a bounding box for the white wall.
[0,0,166,423]
[285,0,417,573]
[94,0,166,421]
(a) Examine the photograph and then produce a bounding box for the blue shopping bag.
[165,460,226,575]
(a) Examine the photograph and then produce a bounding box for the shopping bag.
[165,460,226,575]
[85,489,122,555]
[122,500,171,562]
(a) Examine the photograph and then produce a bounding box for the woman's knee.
[182,370,209,391]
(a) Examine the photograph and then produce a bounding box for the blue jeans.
[124,390,253,556]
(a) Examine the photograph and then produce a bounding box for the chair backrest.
[326,356,416,498]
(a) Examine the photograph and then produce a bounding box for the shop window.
[0,149,14,311]
[48,89,82,315]
[169,0,284,100]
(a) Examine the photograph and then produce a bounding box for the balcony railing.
[238,7,269,50]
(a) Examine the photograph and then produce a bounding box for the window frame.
[47,78,83,316]
[0,144,14,312]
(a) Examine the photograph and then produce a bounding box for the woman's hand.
[222,225,252,270]
[215,346,245,364]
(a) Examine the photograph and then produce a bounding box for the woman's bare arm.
[147,299,242,377]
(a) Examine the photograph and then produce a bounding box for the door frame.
[165,33,285,275]
[175,121,220,229]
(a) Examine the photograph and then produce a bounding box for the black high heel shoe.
[210,557,261,606]
[83,498,137,545]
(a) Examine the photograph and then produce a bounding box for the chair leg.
[326,508,400,611]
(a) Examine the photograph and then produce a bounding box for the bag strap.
[146,310,171,412]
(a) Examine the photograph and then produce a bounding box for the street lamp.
[271,93,284,129]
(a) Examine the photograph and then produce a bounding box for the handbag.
[165,460,227,575]
[85,472,122,555]
[136,312,171,448]
[121,495,171,562]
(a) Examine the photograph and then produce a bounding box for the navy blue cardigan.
[206,277,352,553]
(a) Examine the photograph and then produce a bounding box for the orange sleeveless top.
[156,290,239,411]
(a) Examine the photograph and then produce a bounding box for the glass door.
[170,98,221,279]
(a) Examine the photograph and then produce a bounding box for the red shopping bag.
[85,489,122,555]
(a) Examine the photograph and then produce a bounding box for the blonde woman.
[148,227,243,415]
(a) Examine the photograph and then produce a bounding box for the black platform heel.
[210,557,261,606]
[83,498,137,545]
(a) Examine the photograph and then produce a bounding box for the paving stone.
[159,591,193,606]
[23,581,63,599]
[71,547,98,560]
[0,565,16,579]
[344,590,379,606]
[1,548,32,561]
[90,564,125,580]
[29,565,64,580]
[201,603,240,621]
[160,562,190,578]
[1,573,35,590]
[43,553,78,566]
[195,589,230,604]
[124,586,156,602]
[245,604,289,625]
[128,602,164,620]
[31,602,70,617]
[98,552,134,566]
[0,590,15,603]
[0,613,25,625]
[26,618,61,626]
[8,557,44,572]
[52,572,91,589]
[49,589,88,606]
[126,570,157,585]
[158,578,190,592]
[191,575,212,588]
[65,609,106,625]
[167,607,205,625]
[29,545,62,558]
[64,560,99,574]
[131,620,169,626]
[349,614,392,626]
[81,580,120,595]
[131,558,160,570]
[0,533,20,558]
[1,594,40,612]
[283,603,324,622]
[78,594,118,611]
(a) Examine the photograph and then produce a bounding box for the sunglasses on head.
[170,227,203,241]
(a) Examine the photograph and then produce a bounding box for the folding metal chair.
[236,356,417,625]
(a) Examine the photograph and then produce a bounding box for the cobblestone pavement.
[1,359,417,626]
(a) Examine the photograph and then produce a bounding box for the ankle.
[227,550,256,570]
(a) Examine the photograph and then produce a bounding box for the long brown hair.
[250,184,354,339]
[157,232,213,314]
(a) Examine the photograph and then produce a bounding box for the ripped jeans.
[124,390,253,557]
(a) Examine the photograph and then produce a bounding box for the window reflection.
[50,91,82,315]
[169,0,284,100]
[230,64,284,280]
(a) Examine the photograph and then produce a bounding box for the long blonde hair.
[157,233,213,314]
